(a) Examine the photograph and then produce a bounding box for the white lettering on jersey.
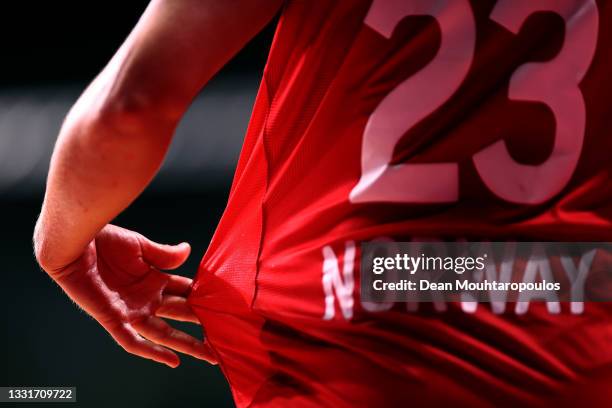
[321,240,593,320]
[515,245,560,315]
[322,241,356,320]
[560,249,596,315]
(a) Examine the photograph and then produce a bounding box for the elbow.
[96,92,178,134]
[64,84,179,146]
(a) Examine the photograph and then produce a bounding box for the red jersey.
[188,0,612,406]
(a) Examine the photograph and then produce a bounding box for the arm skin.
[33,0,283,367]
[35,0,282,271]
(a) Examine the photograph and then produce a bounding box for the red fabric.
[189,1,612,406]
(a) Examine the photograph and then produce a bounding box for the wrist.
[33,215,83,277]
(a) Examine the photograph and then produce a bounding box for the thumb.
[140,238,191,270]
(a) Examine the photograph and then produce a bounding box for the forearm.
[33,0,283,272]
[35,98,175,272]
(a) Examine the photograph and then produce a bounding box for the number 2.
[351,0,599,205]
[350,0,475,203]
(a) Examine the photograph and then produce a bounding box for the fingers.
[107,321,180,368]
[132,317,217,365]
[156,295,200,324]
[139,237,191,270]
[160,275,197,322]
[163,274,193,297]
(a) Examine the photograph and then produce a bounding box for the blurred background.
[0,2,276,406]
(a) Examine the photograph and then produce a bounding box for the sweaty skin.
[33,0,283,367]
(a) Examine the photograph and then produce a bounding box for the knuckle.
[120,337,140,354]
[163,325,176,338]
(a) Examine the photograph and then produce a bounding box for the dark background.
[0,2,276,407]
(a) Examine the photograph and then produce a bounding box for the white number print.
[350,0,475,203]
[473,0,599,204]
[352,0,599,205]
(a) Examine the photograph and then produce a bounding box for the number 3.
[474,0,599,204]
[351,0,599,205]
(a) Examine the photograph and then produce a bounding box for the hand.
[38,224,215,368]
